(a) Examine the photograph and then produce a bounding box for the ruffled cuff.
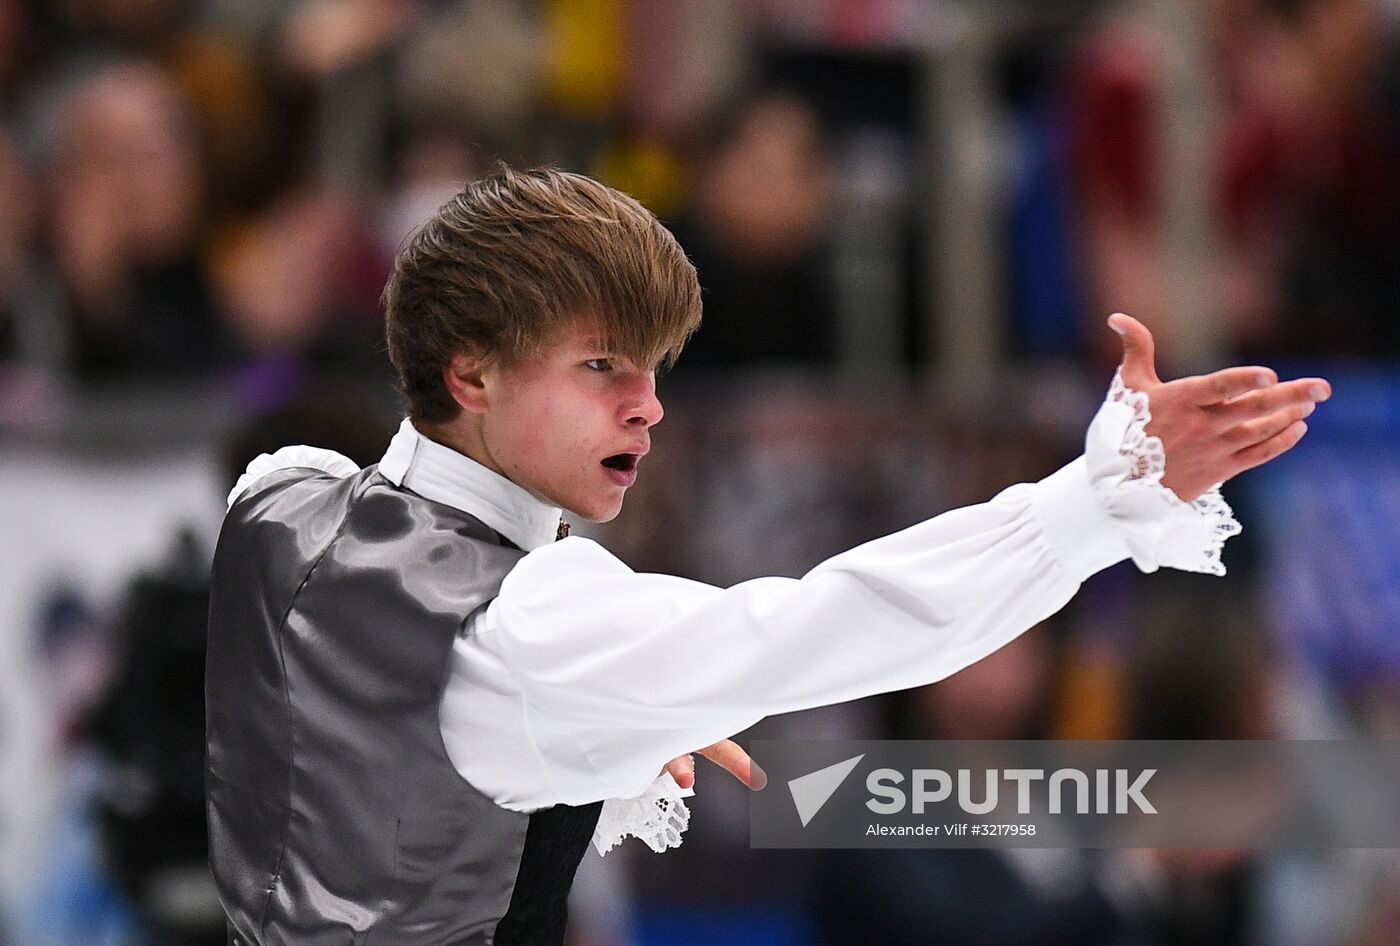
[226,445,361,509]
[592,771,694,856]
[1084,369,1242,575]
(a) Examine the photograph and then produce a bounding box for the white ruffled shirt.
[226,371,1239,855]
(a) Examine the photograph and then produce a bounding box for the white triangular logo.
[788,754,865,827]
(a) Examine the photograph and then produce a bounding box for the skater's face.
[468,325,664,522]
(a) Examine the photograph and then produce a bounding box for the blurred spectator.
[812,584,1314,946]
[670,91,839,370]
[279,0,415,81]
[214,185,390,408]
[1266,0,1400,357]
[86,531,223,946]
[162,28,277,224]
[1065,0,1289,367]
[218,383,396,479]
[45,61,230,381]
[1118,583,1279,946]
[1065,0,1400,366]
[903,624,1062,742]
[623,0,750,143]
[376,128,487,261]
[1123,579,1277,742]
[395,0,542,153]
[814,626,1144,946]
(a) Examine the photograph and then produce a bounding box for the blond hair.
[384,166,702,422]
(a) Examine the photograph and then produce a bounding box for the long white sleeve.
[446,379,1242,810]
[459,456,1122,807]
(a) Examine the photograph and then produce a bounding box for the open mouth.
[601,453,639,473]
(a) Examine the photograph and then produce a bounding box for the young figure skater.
[206,166,1330,946]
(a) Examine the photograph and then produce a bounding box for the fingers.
[1108,313,1161,389]
[698,739,767,790]
[664,740,769,792]
[1222,401,1315,450]
[1182,366,1279,405]
[1208,377,1331,419]
[663,754,695,790]
[1153,362,1329,494]
[697,739,751,788]
[1230,419,1309,473]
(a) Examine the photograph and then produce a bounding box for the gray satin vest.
[206,466,601,946]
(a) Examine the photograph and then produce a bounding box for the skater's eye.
[584,358,613,372]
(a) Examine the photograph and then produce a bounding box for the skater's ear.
[443,345,491,415]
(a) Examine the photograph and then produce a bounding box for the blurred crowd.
[2,0,1400,944]
[3,0,1400,394]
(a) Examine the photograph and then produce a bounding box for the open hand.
[1110,313,1330,502]
[662,739,768,791]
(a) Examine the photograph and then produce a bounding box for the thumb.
[1108,313,1160,388]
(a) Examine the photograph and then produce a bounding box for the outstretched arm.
[663,316,1330,797]
[448,315,1329,806]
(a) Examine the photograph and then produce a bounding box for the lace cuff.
[592,771,694,856]
[1084,369,1242,575]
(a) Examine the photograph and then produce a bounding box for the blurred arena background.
[2,0,1399,943]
